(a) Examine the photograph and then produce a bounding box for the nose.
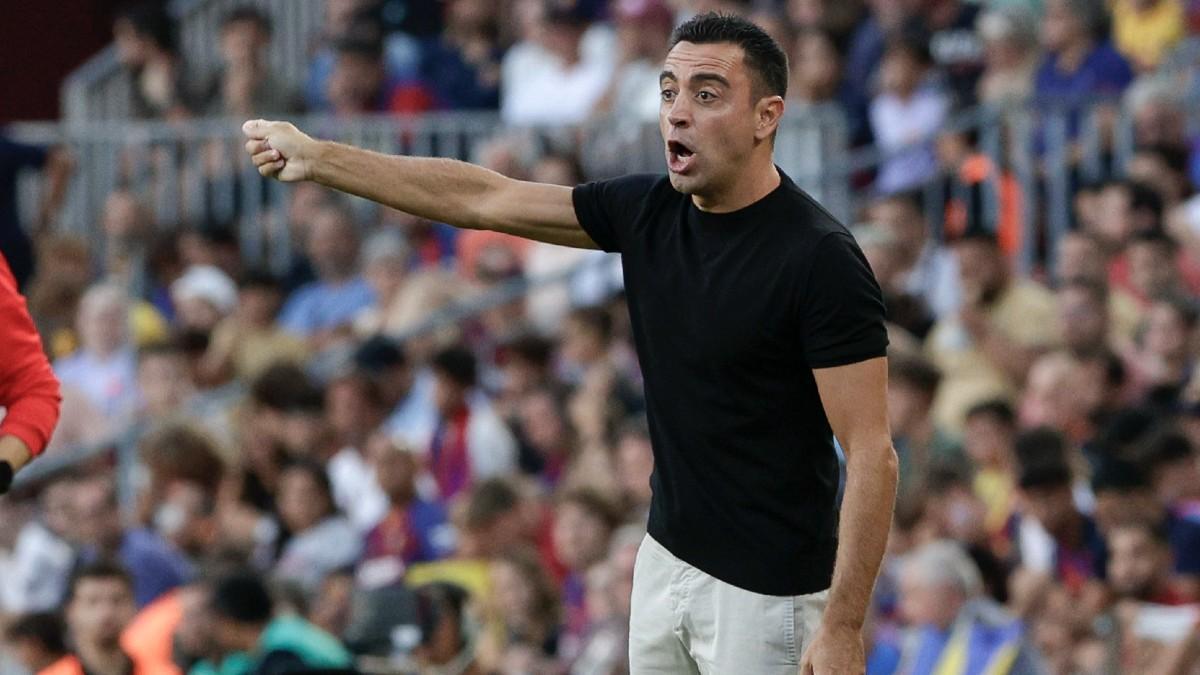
[666,97,691,128]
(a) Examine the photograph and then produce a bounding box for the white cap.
[171,265,238,314]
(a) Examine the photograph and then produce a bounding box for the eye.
[697,91,716,102]
[661,89,676,102]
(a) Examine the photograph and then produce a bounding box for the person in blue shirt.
[1035,0,1134,110]
[277,203,374,345]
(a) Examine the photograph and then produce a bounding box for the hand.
[243,119,319,182]
[0,435,33,495]
[799,622,865,675]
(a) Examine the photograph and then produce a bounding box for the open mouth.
[667,140,696,174]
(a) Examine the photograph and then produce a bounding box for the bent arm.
[813,357,898,630]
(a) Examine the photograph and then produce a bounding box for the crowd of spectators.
[6,0,1200,673]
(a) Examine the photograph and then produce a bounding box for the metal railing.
[61,0,324,121]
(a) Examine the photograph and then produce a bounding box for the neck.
[77,641,128,675]
[692,160,781,213]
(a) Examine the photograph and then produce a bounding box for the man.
[191,570,353,675]
[0,251,61,495]
[1107,521,1188,605]
[39,561,174,675]
[244,13,898,673]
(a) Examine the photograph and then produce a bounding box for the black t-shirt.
[572,170,888,596]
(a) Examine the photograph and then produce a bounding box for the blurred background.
[4,0,1200,673]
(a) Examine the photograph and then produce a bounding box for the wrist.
[0,435,32,469]
[307,139,332,183]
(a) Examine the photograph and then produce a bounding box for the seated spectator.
[353,228,413,338]
[1056,278,1120,359]
[788,28,871,148]
[888,353,966,498]
[593,0,676,125]
[869,35,949,194]
[54,284,141,426]
[1112,0,1186,73]
[909,0,985,107]
[552,489,620,661]
[70,477,192,609]
[199,269,307,383]
[135,342,198,428]
[1,479,77,614]
[40,561,175,675]
[1126,296,1198,403]
[872,540,1042,674]
[424,345,517,501]
[1126,231,1193,304]
[1107,521,1190,605]
[614,416,654,521]
[351,336,438,451]
[927,231,1059,432]
[976,7,1039,105]
[3,612,67,674]
[195,570,353,674]
[455,478,526,561]
[324,372,390,534]
[410,582,482,674]
[866,191,961,321]
[325,36,391,116]
[501,1,614,126]
[1035,0,1134,108]
[412,0,503,111]
[112,2,195,119]
[277,204,375,346]
[1011,455,1108,595]
[963,399,1020,535]
[1141,429,1200,514]
[1054,232,1144,342]
[170,265,238,335]
[359,433,455,587]
[479,547,563,670]
[512,388,575,487]
[272,460,362,594]
[197,7,301,117]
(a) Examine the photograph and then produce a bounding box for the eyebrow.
[658,70,732,89]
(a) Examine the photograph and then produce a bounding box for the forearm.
[309,142,592,247]
[311,142,500,229]
[824,445,898,628]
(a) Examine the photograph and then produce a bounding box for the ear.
[754,95,785,142]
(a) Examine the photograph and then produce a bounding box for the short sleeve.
[571,174,662,253]
[801,232,889,368]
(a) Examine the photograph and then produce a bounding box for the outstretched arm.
[802,356,898,674]
[243,119,597,249]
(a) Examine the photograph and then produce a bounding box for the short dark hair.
[1018,459,1073,490]
[669,12,788,99]
[280,459,337,516]
[222,6,272,35]
[5,612,67,655]
[1092,456,1151,494]
[67,560,133,603]
[1015,427,1068,473]
[251,363,323,413]
[432,345,478,388]
[965,398,1016,427]
[567,306,614,344]
[210,570,273,625]
[238,267,282,292]
[116,2,178,53]
[464,478,519,529]
[557,487,623,531]
[888,353,941,395]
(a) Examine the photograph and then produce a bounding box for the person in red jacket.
[0,251,61,494]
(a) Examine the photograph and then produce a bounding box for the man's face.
[1108,527,1169,599]
[1056,234,1104,282]
[954,240,1005,302]
[307,209,359,279]
[1057,287,1107,354]
[368,435,416,502]
[898,570,963,630]
[220,21,266,66]
[963,415,1012,468]
[138,352,193,415]
[659,41,778,202]
[67,578,135,649]
[70,480,122,548]
[1021,484,1076,535]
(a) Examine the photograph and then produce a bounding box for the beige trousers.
[628,534,830,674]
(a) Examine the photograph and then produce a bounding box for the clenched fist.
[242,119,318,182]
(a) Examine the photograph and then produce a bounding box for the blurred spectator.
[872,540,1042,674]
[425,345,517,501]
[71,477,192,609]
[614,416,653,519]
[326,36,391,116]
[964,400,1020,534]
[1035,0,1134,106]
[1112,0,1186,73]
[200,269,307,383]
[40,562,172,675]
[353,228,413,337]
[927,231,1059,431]
[277,204,375,346]
[845,0,910,102]
[789,28,872,148]
[198,7,301,117]
[0,135,72,290]
[867,191,961,320]
[112,2,195,120]
[325,373,390,533]
[197,570,353,673]
[480,547,562,669]
[888,353,966,497]
[593,0,676,124]
[54,284,140,427]
[1107,520,1188,604]
[272,460,362,594]
[976,7,1040,105]
[870,36,950,194]
[1,480,76,614]
[501,1,615,126]
[170,265,237,334]
[411,0,503,111]
[359,433,455,587]
[914,0,987,107]
[3,612,67,674]
[352,336,438,450]
[1126,295,1197,400]
[410,582,482,674]
[552,488,620,660]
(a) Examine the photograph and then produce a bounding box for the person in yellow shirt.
[1112,0,1185,71]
